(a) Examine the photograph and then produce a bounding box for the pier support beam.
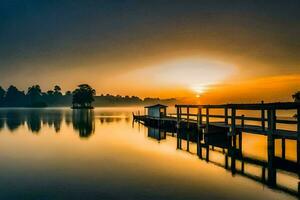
[267,135,276,187]
[297,107,300,178]
[267,108,276,132]
[230,108,236,136]
[205,108,209,134]
[176,130,182,149]
[206,145,209,162]
[281,138,286,159]
[197,131,202,159]
[225,107,228,125]
[261,101,265,131]
[231,135,237,175]
[262,167,266,183]
[176,106,180,129]
[238,131,243,151]
[186,133,190,152]
[197,107,202,130]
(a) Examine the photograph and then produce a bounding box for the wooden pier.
[135,102,300,140]
[175,102,300,139]
[133,101,300,198]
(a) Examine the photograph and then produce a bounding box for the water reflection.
[0,109,129,138]
[148,127,166,141]
[142,123,300,198]
[0,108,298,199]
[72,109,95,138]
[6,111,25,131]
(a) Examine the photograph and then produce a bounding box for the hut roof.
[144,104,168,109]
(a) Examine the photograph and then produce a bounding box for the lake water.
[0,108,298,200]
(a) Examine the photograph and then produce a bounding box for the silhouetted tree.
[27,85,46,107]
[54,85,62,96]
[0,84,174,107]
[292,91,300,102]
[47,90,54,96]
[65,91,72,96]
[72,84,96,108]
[0,86,5,106]
[5,85,26,107]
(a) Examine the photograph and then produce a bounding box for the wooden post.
[187,106,190,128]
[197,130,202,158]
[225,107,228,125]
[297,107,300,135]
[231,135,237,175]
[179,107,182,127]
[197,107,202,130]
[261,101,265,131]
[282,138,286,159]
[262,167,266,183]
[206,145,209,162]
[206,108,209,134]
[187,133,190,151]
[239,131,243,151]
[297,107,300,178]
[176,130,182,149]
[231,108,236,136]
[267,134,276,186]
[176,106,180,129]
[241,114,245,128]
[177,131,180,149]
[267,108,276,134]
[241,161,245,173]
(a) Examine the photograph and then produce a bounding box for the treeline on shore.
[0,85,176,107]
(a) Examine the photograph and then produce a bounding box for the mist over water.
[0,107,298,200]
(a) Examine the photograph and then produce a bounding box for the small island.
[71,84,96,109]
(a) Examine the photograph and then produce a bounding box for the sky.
[0,0,300,103]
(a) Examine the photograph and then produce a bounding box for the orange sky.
[0,1,299,103]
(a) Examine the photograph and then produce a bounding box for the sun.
[191,84,207,95]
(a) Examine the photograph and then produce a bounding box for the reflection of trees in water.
[72,109,95,138]
[0,110,64,133]
[0,113,5,130]
[0,109,130,136]
[65,111,72,126]
[41,111,63,132]
[5,111,25,131]
[26,111,42,133]
[0,109,92,135]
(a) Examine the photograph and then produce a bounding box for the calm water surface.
[0,108,298,200]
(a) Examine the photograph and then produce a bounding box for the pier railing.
[175,102,300,139]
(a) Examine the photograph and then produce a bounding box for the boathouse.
[145,104,167,118]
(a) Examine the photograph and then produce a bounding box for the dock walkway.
[134,102,300,140]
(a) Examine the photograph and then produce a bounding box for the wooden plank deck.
[134,102,300,140]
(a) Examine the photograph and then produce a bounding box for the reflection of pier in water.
[139,123,300,198]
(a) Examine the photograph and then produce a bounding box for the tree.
[47,90,54,96]
[5,85,26,106]
[54,85,62,96]
[292,91,300,102]
[27,85,47,107]
[65,91,72,96]
[72,84,96,108]
[27,85,42,104]
[0,86,5,106]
